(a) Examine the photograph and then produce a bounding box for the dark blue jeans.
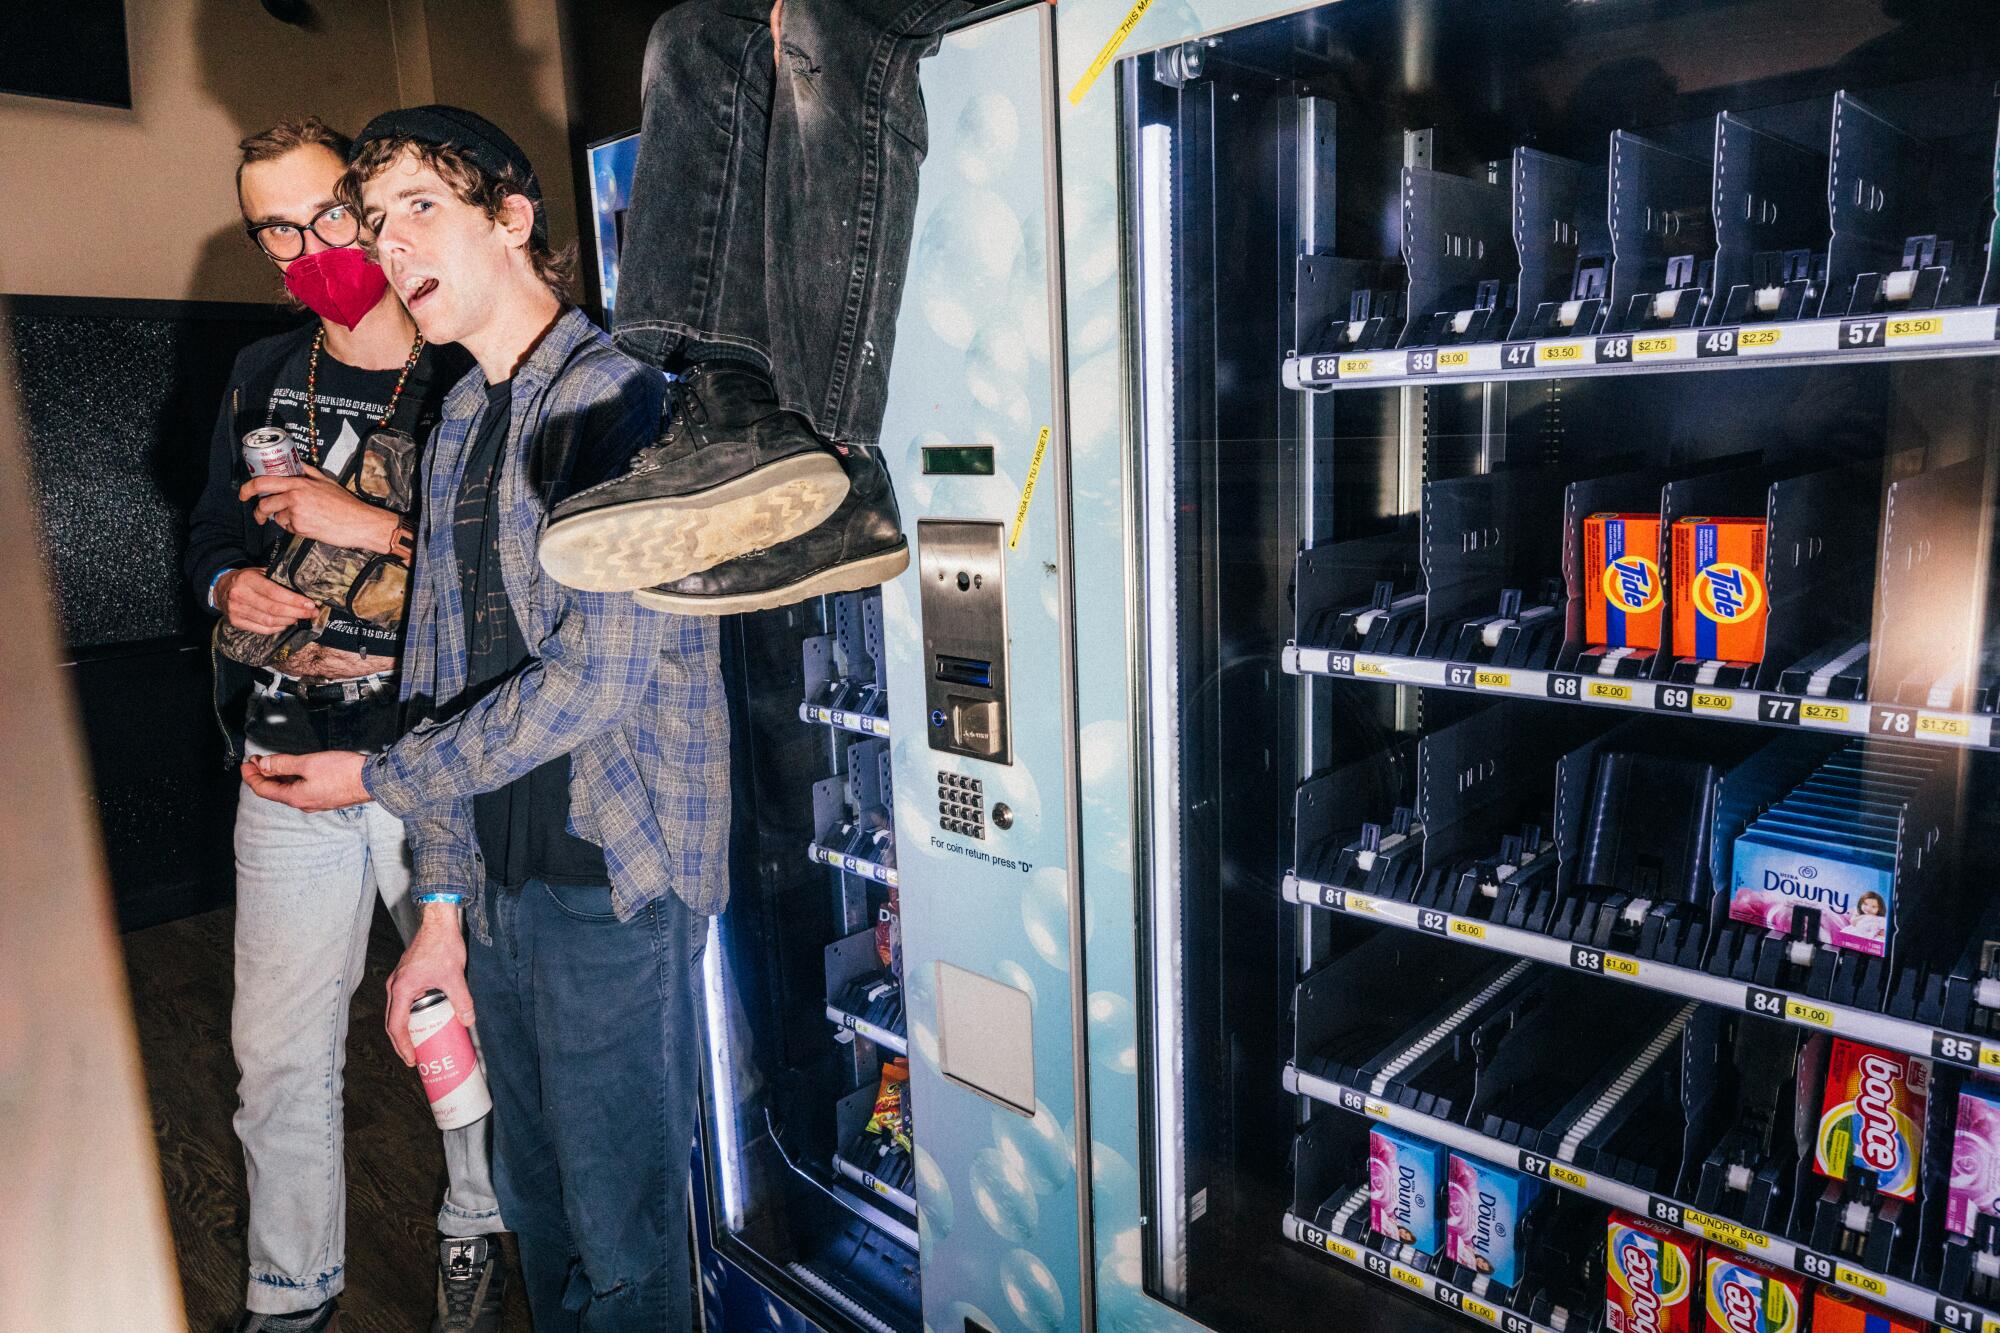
[612,0,966,446]
[467,880,705,1332]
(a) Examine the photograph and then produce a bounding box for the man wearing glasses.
[183,116,505,1333]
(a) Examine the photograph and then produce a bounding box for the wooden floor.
[123,906,532,1333]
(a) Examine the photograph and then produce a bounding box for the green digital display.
[921,445,996,476]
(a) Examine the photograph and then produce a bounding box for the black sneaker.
[538,364,849,592]
[432,1235,505,1333]
[230,1302,338,1333]
[633,444,909,615]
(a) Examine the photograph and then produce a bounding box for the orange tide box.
[1585,514,1665,651]
[1671,516,1768,663]
[1811,1286,1925,1333]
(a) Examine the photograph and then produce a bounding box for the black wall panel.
[10,296,301,929]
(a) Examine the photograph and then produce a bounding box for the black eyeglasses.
[246,203,361,261]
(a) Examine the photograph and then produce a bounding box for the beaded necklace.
[305,327,425,465]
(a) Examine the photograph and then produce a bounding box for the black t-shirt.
[455,380,610,890]
[265,348,411,657]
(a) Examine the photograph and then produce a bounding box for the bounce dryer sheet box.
[1811,1285,1926,1333]
[1606,1210,1699,1333]
[1728,826,1895,956]
[1947,1081,2000,1236]
[1671,516,1769,663]
[1815,1039,1929,1201]
[1446,1153,1542,1287]
[1704,1248,1804,1333]
[1368,1126,1444,1254]
[1585,514,1664,651]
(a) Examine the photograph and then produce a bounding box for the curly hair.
[338,136,576,303]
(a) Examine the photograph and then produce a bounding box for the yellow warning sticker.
[1009,426,1051,551]
[1067,0,1156,106]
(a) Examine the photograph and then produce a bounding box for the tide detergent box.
[1446,1153,1542,1287]
[1811,1286,1926,1333]
[1947,1081,2000,1236]
[1816,1039,1929,1200]
[1671,516,1768,663]
[1586,514,1664,650]
[1606,1210,1699,1333]
[1369,1126,1444,1253]
[1704,1249,1803,1333]
[1728,827,1894,956]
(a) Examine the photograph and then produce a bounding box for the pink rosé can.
[409,990,492,1130]
[241,425,303,477]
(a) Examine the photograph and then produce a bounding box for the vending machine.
[685,0,2000,1329]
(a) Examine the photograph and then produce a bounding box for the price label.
[1571,946,1605,973]
[1840,318,1886,349]
[1739,328,1782,349]
[1649,1196,1684,1228]
[1872,705,1915,737]
[1920,713,1973,739]
[1327,1236,1360,1262]
[1801,702,1851,725]
[1418,909,1450,937]
[1746,987,1787,1019]
[1364,1098,1391,1119]
[1546,673,1583,700]
[1408,348,1439,376]
[1698,328,1740,358]
[1934,1030,1981,1067]
[1786,998,1836,1028]
[1888,315,1944,339]
[1550,1163,1589,1190]
[1685,1208,1769,1251]
[1636,335,1679,356]
[1393,1264,1428,1293]
[1796,1249,1836,1282]
[1461,1295,1500,1324]
[1596,335,1634,363]
[1835,1265,1889,1299]
[1586,681,1634,702]
[1476,669,1512,688]
[1694,692,1734,713]
[1980,1044,2000,1071]
[1355,660,1393,679]
[1604,955,1642,978]
[1446,664,1477,689]
[1759,695,1800,725]
[1340,355,1379,377]
[1539,342,1586,364]
[1935,1295,1980,1332]
[1656,685,1693,713]
[865,1172,886,1195]
[1501,342,1537,370]
[1325,652,1357,677]
[1439,350,1473,369]
[1451,920,1489,941]
[1345,893,1379,915]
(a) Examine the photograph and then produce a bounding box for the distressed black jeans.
[612,0,966,446]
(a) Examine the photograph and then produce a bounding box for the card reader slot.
[934,654,993,689]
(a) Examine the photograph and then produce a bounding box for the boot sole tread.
[633,543,911,616]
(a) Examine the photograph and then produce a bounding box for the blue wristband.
[207,566,235,610]
[414,892,465,907]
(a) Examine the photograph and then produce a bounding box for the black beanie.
[351,104,546,240]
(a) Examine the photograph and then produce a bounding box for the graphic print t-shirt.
[261,350,412,657]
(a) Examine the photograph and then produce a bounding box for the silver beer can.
[409,989,493,1130]
[242,425,303,477]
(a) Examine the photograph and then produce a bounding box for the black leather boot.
[634,444,909,615]
[538,365,849,592]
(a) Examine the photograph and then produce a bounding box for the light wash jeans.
[232,777,504,1314]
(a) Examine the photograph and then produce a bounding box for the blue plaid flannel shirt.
[363,307,730,932]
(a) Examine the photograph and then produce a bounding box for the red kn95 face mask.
[284,246,391,330]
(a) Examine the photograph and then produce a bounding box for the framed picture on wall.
[0,0,132,109]
[585,131,640,328]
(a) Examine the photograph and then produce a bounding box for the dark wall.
[10,295,302,929]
